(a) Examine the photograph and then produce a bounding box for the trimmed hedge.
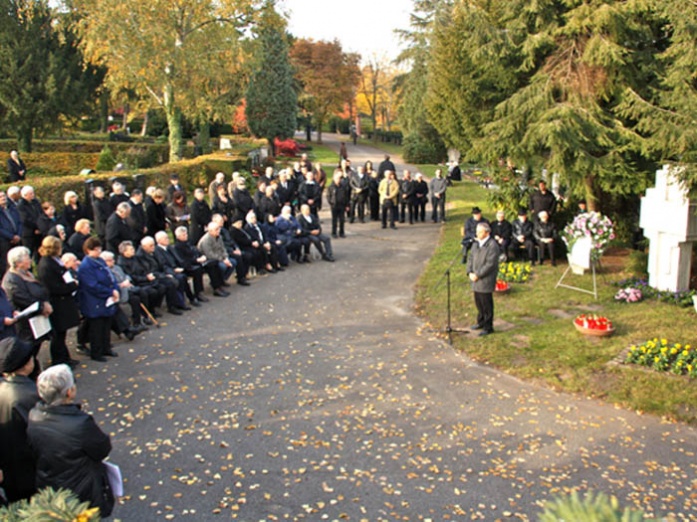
[0,152,254,206]
[20,152,101,178]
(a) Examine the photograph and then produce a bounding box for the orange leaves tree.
[71,0,257,162]
[289,38,360,144]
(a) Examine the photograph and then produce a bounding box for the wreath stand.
[555,237,598,299]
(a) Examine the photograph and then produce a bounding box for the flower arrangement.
[613,278,696,307]
[625,338,697,377]
[495,280,510,292]
[614,287,643,303]
[574,314,614,336]
[497,261,531,283]
[562,211,615,262]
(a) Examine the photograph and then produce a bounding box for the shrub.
[95,145,117,172]
[538,490,645,522]
[21,152,100,178]
[116,146,165,170]
[0,487,101,521]
[402,127,446,164]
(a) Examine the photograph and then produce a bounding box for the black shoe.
[178,304,192,311]
[340,234,346,238]
[221,281,231,287]
[142,317,153,326]
[478,330,494,337]
[53,359,79,369]
[124,328,137,341]
[322,255,335,262]
[237,279,250,286]
[168,307,183,316]
[76,344,90,355]
[152,310,162,318]
[332,234,338,238]
[276,266,285,272]
[104,350,118,357]
[471,324,483,330]
[196,294,209,303]
[382,225,387,229]
[133,324,148,333]
[190,298,201,307]
[302,255,311,263]
[213,288,229,297]
[390,225,397,229]
[91,356,107,362]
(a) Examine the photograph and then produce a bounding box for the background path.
[70,141,697,521]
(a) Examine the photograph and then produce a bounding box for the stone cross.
[639,165,697,292]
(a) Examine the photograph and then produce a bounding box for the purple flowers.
[562,211,615,262]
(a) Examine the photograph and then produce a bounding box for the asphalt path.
[66,135,697,521]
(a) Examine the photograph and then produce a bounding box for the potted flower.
[562,211,615,272]
[495,280,510,293]
[573,313,614,337]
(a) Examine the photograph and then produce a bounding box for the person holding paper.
[37,236,80,368]
[27,364,115,517]
[1,246,52,361]
[77,238,119,363]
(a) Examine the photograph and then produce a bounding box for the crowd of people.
[0,145,469,514]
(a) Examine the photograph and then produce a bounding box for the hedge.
[20,152,101,178]
[0,152,253,206]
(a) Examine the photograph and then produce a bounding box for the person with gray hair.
[7,150,26,182]
[466,221,499,337]
[105,201,135,253]
[16,185,43,260]
[28,363,115,516]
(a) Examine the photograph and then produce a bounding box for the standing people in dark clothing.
[17,186,43,259]
[106,202,135,254]
[7,151,26,182]
[0,337,39,503]
[413,173,429,223]
[349,166,370,224]
[430,169,448,223]
[126,189,147,245]
[313,163,327,210]
[91,186,113,246]
[61,191,89,240]
[232,179,255,222]
[212,184,235,225]
[399,170,416,225]
[367,169,380,222]
[462,207,489,264]
[67,219,91,260]
[167,173,185,202]
[377,155,395,179]
[109,182,129,209]
[298,171,322,216]
[27,364,115,516]
[37,237,80,368]
[36,202,60,238]
[146,188,168,236]
[466,222,499,337]
[327,170,351,238]
[0,191,22,275]
[189,188,212,246]
[529,179,557,221]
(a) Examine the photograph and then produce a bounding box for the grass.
[414,178,697,424]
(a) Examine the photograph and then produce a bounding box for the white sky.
[279,0,413,63]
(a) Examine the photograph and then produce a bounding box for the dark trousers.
[87,316,112,358]
[381,200,397,228]
[369,193,380,221]
[510,238,535,263]
[538,240,556,264]
[431,195,446,222]
[474,291,494,332]
[331,207,345,236]
[415,197,427,222]
[350,193,367,222]
[49,330,71,364]
[400,198,415,224]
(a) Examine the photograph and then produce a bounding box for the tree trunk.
[584,174,597,211]
[140,111,149,137]
[199,120,211,154]
[17,127,32,153]
[121,104,130,131]
[371,112,377,142]
[165,103,183,163]
[267,137,276,158]
[99,92,109,134]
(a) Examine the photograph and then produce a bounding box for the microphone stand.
[433,249,470,345]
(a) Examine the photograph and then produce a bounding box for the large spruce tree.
[246,2,297,156]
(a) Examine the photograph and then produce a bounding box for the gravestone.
[639,165,697,292]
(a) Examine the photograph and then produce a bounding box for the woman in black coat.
[146,188,168,235]
[61,190,89,240]
[28,364,114,517]
[37,236,80,368]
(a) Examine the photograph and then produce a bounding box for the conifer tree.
[245,2,297,156]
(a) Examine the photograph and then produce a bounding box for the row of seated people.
[462,207,558,266]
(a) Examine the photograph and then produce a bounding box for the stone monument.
[640,165,697,292]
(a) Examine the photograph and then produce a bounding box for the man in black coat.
[0,191,22,274]
[326,170,350,238]
[413,173,429,223]
[232,179,255,222]
[529,179,557,221]
[462,207,489,264]
[466,222,499,336]
[137,236,184,315]
[189,188,212,246]
[0,338,39,503]
[510,208,536,263]
[106,202,135,254]
[490,210,513,260]
[297,171,322,216]
[349,166,370,223]
[154,231,198,307]
[377,154,395,180]
[398,170,416,225]
[16,186,43,259]
[116,241,165,315]
[127,189,148,244]
[275,170,296,211]
[298,204,334,262]
[91,186,113,245]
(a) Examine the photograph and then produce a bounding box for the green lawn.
[414,179,697,424]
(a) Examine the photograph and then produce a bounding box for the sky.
[278,0,413,63]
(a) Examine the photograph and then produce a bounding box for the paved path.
[70,139,697,521]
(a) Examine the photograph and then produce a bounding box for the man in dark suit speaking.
[466,222,499,337]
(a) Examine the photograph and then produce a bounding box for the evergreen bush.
[95,145,117,172]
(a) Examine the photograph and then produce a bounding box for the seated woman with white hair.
[27,364,114,517]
